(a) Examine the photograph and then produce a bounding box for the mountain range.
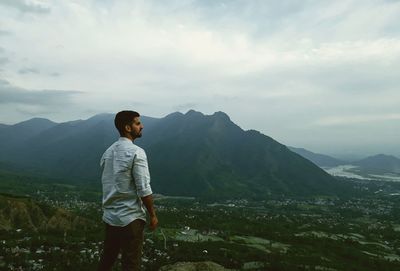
[289,147,400,175]
[352,154,400,174]
[0,110,357,199]
[288,147,346,167]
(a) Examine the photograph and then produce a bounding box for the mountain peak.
[353,153,400,174]
[15,117,56,126]
[373,154,398,159]
[164,111,184,119]
[85,113,114,123]
[185,109,204,117]
[359,154,400,162]
[211,111,230,121]
[12,118,57,131]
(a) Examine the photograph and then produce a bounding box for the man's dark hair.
[114,110,140,136]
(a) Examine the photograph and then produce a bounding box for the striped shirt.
[100,137,152,226]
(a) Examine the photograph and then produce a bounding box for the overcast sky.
[0,0,399,159]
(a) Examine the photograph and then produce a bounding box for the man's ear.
[125,124,132,132]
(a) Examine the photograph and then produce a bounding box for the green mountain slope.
[0,110,351,199]
[0,194,96,232]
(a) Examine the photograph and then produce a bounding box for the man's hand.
[141,194,158,230]
[149,214,158,230]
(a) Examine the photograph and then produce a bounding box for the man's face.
[127,117,143,139]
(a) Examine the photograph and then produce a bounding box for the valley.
[1,172,399,271]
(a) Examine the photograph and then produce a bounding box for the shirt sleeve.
[132,148,153,197]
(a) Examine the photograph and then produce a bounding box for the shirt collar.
[118,137,132,142]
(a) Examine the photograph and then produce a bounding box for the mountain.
[352,154,400,174]
[140,110,345,198]
[0,110,352,199]
[0,114,161,182]
[0,124,8,130]
[289,147,346,168]
[0,117,57,153]
[0,193,96,232]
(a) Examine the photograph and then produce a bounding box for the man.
[97,110,158,271]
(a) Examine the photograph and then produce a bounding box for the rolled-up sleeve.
[132,149,153,197]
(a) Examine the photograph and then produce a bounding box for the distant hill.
[289,147,346,168]
[0,124,8,130]
[0,194,96,232]
[352,154,400,174]
[0,117,57,151]
[0,110,353,199]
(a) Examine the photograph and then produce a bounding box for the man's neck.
[122,135,134,142]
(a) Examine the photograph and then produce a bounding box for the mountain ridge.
[351,154,400,174]
[289,147,347,167]
[0,110,354,199]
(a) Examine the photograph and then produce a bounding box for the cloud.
[0,79,89,124]
[0,47,8,66]
[0,79,82,106]
[0,30,11,36]
[314,114,400,126]
[0,0,50,14]
[50,72,60,77]
[18,67,40,74]
[0,57,8,65]
[0,0,399,155]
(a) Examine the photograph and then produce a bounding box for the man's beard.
[130,130,142,138]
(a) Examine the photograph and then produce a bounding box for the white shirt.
[100,137,152,226]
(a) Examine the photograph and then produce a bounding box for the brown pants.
[97,219,145,271]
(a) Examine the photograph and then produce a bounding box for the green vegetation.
[0,171,400,270]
